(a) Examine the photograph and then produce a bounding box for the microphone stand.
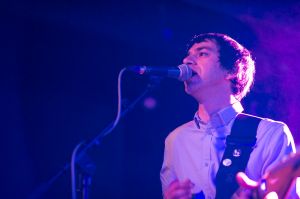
[29,70,162,199]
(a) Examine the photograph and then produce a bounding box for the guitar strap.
[215,113,261,199]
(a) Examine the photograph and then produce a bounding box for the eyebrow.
[194,46,214,52]
[187,46,214,56]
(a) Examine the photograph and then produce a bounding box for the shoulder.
[165,120,196,146]
[258,117,292,138]
[245,116,296,178]
[241,113,293,140]
[256,117,295,152]
[239,113,295,151]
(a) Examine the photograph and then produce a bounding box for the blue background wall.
[3,1,300,198]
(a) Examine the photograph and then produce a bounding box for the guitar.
[236,152,300,198]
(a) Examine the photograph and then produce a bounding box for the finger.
[178,195,192,199]
[180,179,195,189]
[264,192,278,199]
[167,179,184,194]
[179,180,194,199]
[174,188,192,198]
[165,180,193,199]
[236,172,259,189]
[234,187,253,198]
[166,187,192,199]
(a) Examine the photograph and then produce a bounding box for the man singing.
[160,33,296,199]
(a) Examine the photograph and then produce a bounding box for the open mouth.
[185,70,198,82]
[192,71,197,76]
[191,70,198,78]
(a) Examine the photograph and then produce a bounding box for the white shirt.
[160,102,296,199]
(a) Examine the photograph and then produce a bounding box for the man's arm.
[232,121,298,199]
[235,152,300,199]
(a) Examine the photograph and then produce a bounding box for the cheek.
[204,66,226,81]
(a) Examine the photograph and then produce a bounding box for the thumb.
[236,172,259,189]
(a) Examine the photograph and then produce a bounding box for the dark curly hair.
[187,33,255,101]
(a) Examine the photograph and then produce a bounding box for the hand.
[235,172,263,199]
[164,179,194,199]
[235,172,279,199]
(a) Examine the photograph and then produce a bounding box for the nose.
[183,54,194,65]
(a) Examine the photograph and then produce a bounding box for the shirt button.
[204,162,209,167]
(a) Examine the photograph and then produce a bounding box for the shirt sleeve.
[259,121,296,175]
[256,120,298,198]
[160,135,177,194]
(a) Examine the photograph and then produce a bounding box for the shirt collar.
[193,102,244,129]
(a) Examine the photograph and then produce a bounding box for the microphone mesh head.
[178,64,192,81]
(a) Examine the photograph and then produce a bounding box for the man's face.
[183,39,229,99]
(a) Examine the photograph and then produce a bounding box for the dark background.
[3,1,300,198]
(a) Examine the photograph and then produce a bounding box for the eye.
[198,52,208,57]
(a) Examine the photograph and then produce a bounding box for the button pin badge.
[233,149,242,157]
[222,158,232,166]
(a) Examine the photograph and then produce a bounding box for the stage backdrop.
[3,1,300,198]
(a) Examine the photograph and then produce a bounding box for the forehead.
[188,39,219,54]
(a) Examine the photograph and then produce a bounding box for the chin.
[184,84,202,100]
[184,86,195,96]
[184,82,196,93]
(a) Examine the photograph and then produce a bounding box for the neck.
[197,94,239,123]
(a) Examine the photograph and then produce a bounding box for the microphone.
[127,64,192,81]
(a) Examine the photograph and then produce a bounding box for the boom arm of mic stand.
[28,75,162,199]
[71,76,161,199]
